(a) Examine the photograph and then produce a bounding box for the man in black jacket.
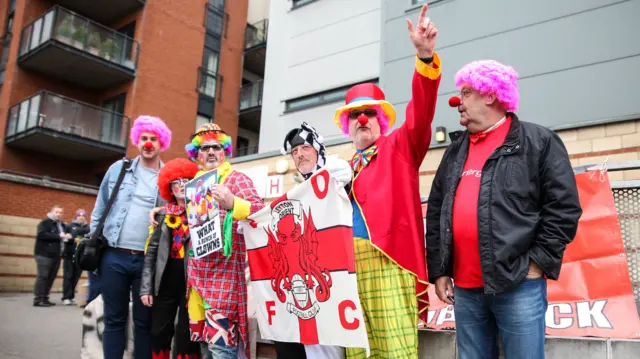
[62,209,90,305]
[34,205,72,307]
[426,59,582,359]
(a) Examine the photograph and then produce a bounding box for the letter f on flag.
[267,301,276,325]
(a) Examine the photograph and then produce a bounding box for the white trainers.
[63,299,72,306]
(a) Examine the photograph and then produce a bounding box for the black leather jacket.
[140,214,190,297]
[426,114,582,294]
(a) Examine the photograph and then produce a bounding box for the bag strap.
[93,158,132,238]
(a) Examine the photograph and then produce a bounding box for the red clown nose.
[448,96,461,107]
[143,142,154,151]
[357,114,369,125]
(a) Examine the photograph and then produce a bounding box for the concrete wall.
[382,0,640,145]
[247,0,270,24]
[259,0,382,152]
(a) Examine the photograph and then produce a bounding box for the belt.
[111,247,145,255]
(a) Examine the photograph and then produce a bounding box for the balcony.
[17,6,139,90]
[239,81,263,133]
[53,0,145,24]
[243,19,268,77]
[236,145,259,157]
[4,91,130,160]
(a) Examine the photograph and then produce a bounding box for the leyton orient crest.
[265,199,333,320]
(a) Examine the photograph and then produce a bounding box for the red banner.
[421,171,640,339]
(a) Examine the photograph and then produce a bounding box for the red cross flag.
[240,169,370,353]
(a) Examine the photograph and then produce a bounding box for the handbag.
[75,158,132,271]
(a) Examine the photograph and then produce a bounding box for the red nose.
[448,96,461,107]
[357,114,369,125]
[143,142,154,151]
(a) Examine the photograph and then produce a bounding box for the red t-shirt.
[452,117,511,288]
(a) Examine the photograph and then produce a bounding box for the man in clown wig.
[184,123,265,359]
[332,4,440,358]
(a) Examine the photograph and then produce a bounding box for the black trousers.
[62,257,82,300]
[33,255,61,303]
[151,258,200,359]
[274,341,307,359]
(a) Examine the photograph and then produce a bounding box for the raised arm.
[394,4,441,167]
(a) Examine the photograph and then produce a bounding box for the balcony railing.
[245,19,268,50]
[239,81,263,111]
[5,91,130,149]
[19,6,139,71]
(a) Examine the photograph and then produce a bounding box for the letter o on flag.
[311,170,330,200]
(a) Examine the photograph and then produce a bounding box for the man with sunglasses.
[183,123,265,359]
[272,121,352,359]
[331,4,440,358]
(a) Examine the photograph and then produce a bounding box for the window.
[196,114,212,130]
[285,79,379,112]
[101,93,126,146]
[206,7,224,36]
[209,0,225,12]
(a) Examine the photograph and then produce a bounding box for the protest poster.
[185,169,223,259]
[240,169,370,353]
[421,171,640,339]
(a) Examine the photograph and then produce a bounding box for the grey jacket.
[140,214,190,297]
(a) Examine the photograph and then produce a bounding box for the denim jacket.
[90,156,165,247]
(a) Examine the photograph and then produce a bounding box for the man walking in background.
[34,205,70,307]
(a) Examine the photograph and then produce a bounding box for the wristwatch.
[419,55,434,64]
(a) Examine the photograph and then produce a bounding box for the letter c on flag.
[338,300,360,330]
[267,301,276,325]
[311,170,330,200]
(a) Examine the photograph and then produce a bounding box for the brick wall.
[0,180,96,220]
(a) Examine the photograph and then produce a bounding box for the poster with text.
[421,171,640,339]
[240,169,370,353]
[185,169,222,259]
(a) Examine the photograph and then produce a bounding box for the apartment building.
[0,0,253,291]
[0,0,249,219]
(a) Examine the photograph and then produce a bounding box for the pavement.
[0,292,82,359]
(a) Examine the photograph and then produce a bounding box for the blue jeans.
[207,343,238,359]
[101,248,152,359]
[87,271,100,304]
[454,277,548,359]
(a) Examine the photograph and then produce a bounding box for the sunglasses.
[198,144,224,153]
[171,179,190,187]
[348,109,377,119]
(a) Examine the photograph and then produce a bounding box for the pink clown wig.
[454,60,520,112]
[130,115,172,151]
[338,105,390,138]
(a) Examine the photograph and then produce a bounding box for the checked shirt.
[186,168,264,352]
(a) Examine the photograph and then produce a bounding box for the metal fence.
[576,160,640,314]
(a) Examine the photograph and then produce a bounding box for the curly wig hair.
[185,124,233,160]
[157,158,199,202]
[337,105,390,137]
[454,60,520,112]
[130,115,172,151]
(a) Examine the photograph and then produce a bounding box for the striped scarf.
[351,145,378,174]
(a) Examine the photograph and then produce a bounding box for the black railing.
[0,34,11,86]
[236,145,259,157]
[5,91,130,147]
[19,6,140,70]
[197,67,218,98]
[239,81,263,111]
[245,19,268,49]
